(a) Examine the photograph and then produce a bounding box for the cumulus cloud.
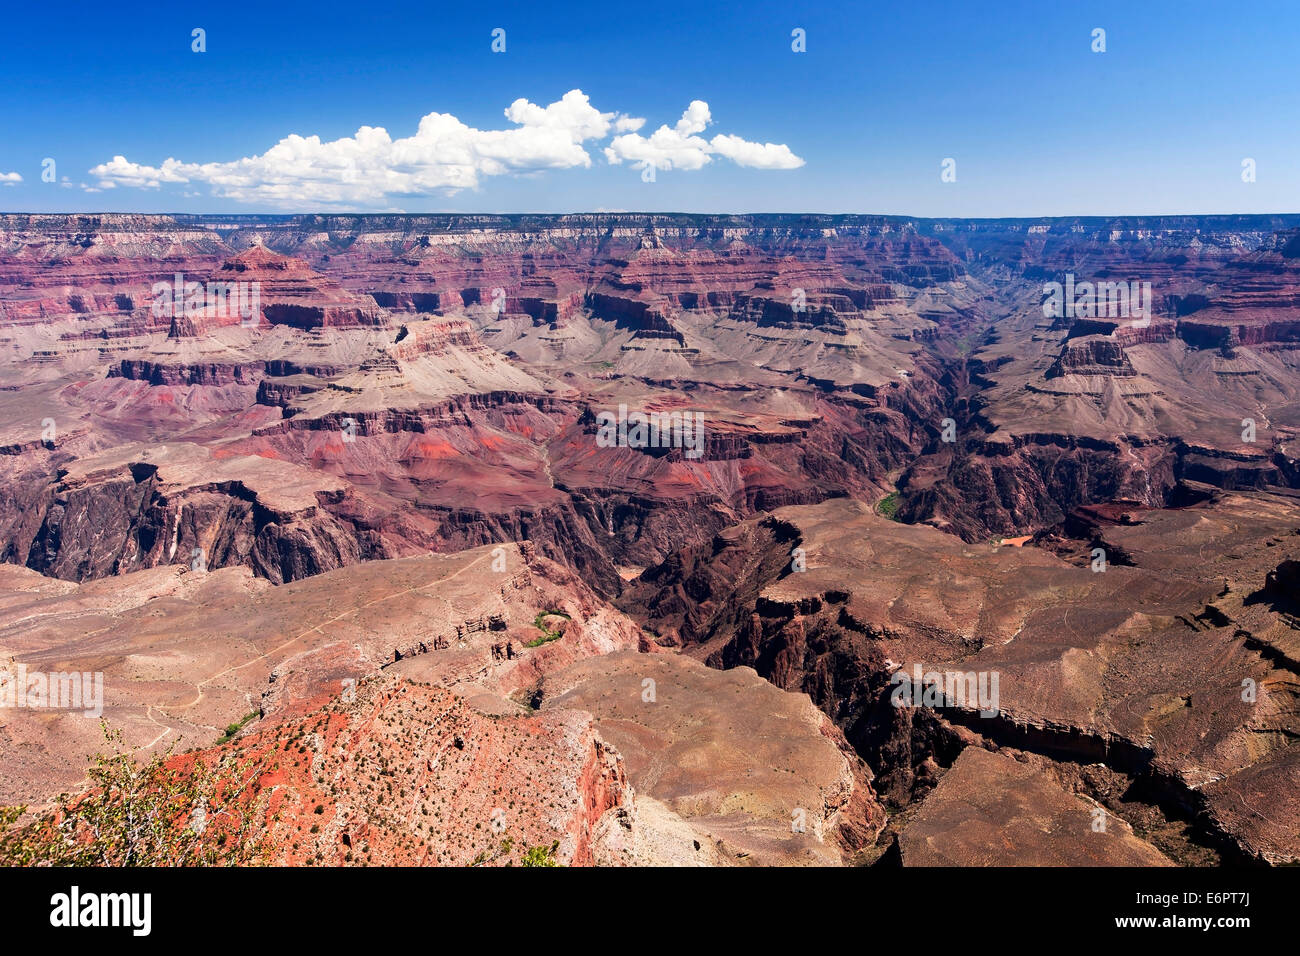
[0,172,22,186]
[89,90,802,208]
[604,100,804,173]
[708,134,804,170]
[90,155,182,189]
[604,101,712,171]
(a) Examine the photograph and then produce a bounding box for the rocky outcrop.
[169,677,638,866]
[1046,336,1137,378]
[897,748,1173,866]
[662,498,1300,862]
[217,244,389,329]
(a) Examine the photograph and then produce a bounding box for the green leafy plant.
[0,721,267,867]
[525,609,571,648]
[215,711,259,746]
[520,840,561,867]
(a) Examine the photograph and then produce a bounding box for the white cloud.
[91,155,185,189]
[708,134,804,170]
[0,172,22,186]
[604,101,804,172]
[89,90,802,208]
[675,101,712,135]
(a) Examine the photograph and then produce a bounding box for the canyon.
[1,212,1298,866]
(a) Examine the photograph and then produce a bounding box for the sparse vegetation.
[520,840,561,867]
[216,711,259,746]
[877,492,901,521]
[470,837,562,867]
[0,722,266,866]
[525,609,571,647]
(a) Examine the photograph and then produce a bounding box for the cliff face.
[0,222,971,589]
[623,496,1300,864]
[6,212,1300,578]
[538,650,886,863]
[4,213,1300,566]
[1046,337,1137,378]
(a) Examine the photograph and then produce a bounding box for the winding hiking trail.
[143,551,494,747]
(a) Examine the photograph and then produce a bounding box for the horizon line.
[4,210,1300,222]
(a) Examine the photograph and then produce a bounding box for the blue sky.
[1,0,1297,215]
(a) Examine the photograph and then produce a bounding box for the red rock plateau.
[2,212,1299,866]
